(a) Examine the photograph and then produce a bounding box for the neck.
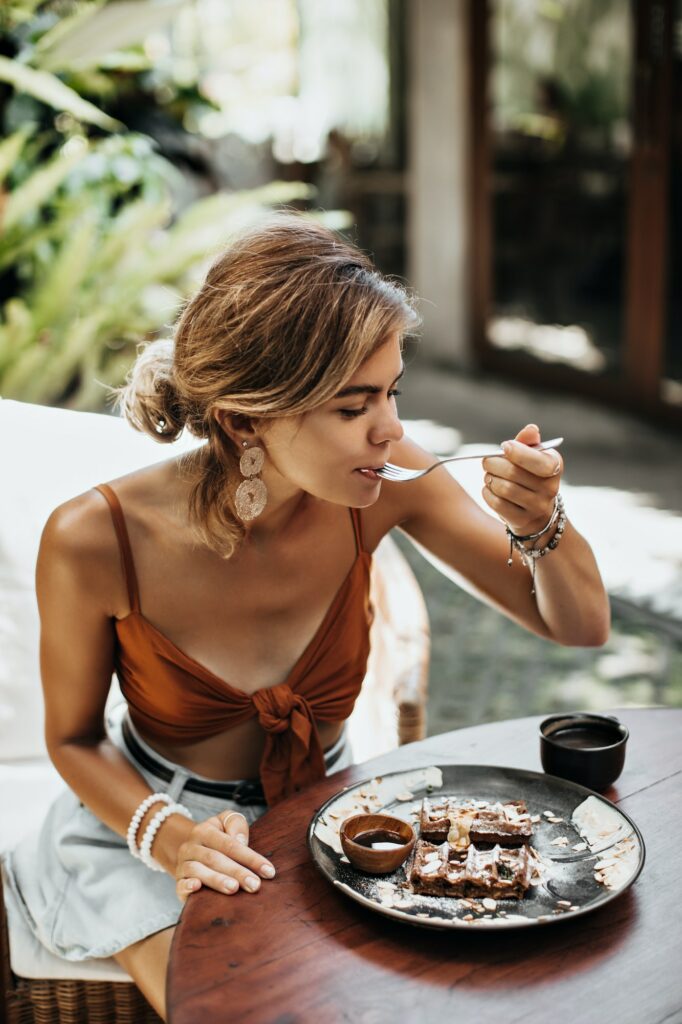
[174,446,311,546]
[242,486,310,543]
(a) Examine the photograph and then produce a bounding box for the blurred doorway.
[471,0,680,424]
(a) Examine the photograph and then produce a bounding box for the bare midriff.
[134,716,346,782]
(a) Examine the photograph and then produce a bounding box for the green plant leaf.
[34,0,188,73]
[2,309,106,404]
[144,182,314,283]
[30,0,108,64]
[0,298,34,375]
[2,145,87,231]
[0,129,31,186]
[0,1,45,32]
[31,210,100,332]
[0,55,122,130]
[88,196,171,279]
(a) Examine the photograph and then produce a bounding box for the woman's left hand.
[481,423,563,536]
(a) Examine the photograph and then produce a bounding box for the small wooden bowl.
[340,813,415,874]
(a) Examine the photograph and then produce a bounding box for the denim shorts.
[2,702,353,962]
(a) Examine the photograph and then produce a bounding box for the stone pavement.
[394,356,682,736]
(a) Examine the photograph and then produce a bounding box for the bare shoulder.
[43,455,182,545]
[42,487,118,560]
[38,489,121,609]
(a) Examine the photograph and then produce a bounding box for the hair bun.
[116,338,186,442]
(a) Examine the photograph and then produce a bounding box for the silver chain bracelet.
[506,493,566,594]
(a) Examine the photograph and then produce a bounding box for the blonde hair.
[116,214,420,556]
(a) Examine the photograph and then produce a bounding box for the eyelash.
[339,389,402,419]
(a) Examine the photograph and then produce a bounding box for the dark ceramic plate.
[307,764,645,930]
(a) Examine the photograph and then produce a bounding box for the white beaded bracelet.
[126,792,172,860]
[139,802,193,872]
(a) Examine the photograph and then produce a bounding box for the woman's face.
[259,334,405,508]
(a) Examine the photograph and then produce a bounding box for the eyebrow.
[334,364,405,399]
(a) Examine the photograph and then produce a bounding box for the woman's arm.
[37,492,274,899]
[382,425,609,647]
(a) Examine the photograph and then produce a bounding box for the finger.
[219,810,250,846]
[182,838,276,885]
[176,877,202,903]
[501,439,563,479]
[179,858,243,896]
[484,475,548,517]
[545,448,563,476]
[180,850,268,894]
[513,423,542,446]
[482,484,526,523]
[482,458,560,496]
[182,819,274,876]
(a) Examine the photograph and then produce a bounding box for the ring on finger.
[221,811,243,830]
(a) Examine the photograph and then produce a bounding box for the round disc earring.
[235,443,267,521]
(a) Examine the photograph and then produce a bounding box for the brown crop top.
[94,483,373,806]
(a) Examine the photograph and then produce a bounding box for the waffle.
[419,798,533,849]
[409,839,540,899]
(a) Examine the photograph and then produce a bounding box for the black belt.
[121,718,345,807]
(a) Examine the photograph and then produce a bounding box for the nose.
[370,403,404,446]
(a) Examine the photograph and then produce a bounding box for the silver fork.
[376,437,564,482]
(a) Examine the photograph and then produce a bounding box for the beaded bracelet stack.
[126,791,193,872]
[505,493,566,594]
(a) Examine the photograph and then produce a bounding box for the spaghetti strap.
[94,484,141,613]
[349,507,365,556]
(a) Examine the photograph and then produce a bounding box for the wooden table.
[168,708,682,1024]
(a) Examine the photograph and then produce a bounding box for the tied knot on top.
[252,682,303,735]
[252,683,326,805]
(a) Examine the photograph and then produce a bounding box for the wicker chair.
[1,526,429,1024]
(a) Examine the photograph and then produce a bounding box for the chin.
[351,484,383,509]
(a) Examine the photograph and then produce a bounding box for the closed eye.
[339,389,401,419]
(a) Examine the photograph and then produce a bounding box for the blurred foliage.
[493,0,631,149]
[0,0,322,410]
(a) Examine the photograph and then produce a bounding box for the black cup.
[539,712,628,792]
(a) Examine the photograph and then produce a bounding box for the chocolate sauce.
[352,829,406,850]
[552,725,620,749]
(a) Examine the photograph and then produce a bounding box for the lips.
[356,467,383,480]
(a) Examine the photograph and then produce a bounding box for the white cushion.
[0,758,132,981]
[3,875,131,981]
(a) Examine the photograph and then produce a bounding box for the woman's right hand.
[174,810,276,902]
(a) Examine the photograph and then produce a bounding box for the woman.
[3,216,609,1019]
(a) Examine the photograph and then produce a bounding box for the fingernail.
[529,423,539,430]
[224,878,238,893]
[235,834,248,845]
[187,878,200,891]
[260,864,276,879]
[502,442,512,454]
[244,876,260,892]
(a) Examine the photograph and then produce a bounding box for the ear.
[213,410,258,449]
